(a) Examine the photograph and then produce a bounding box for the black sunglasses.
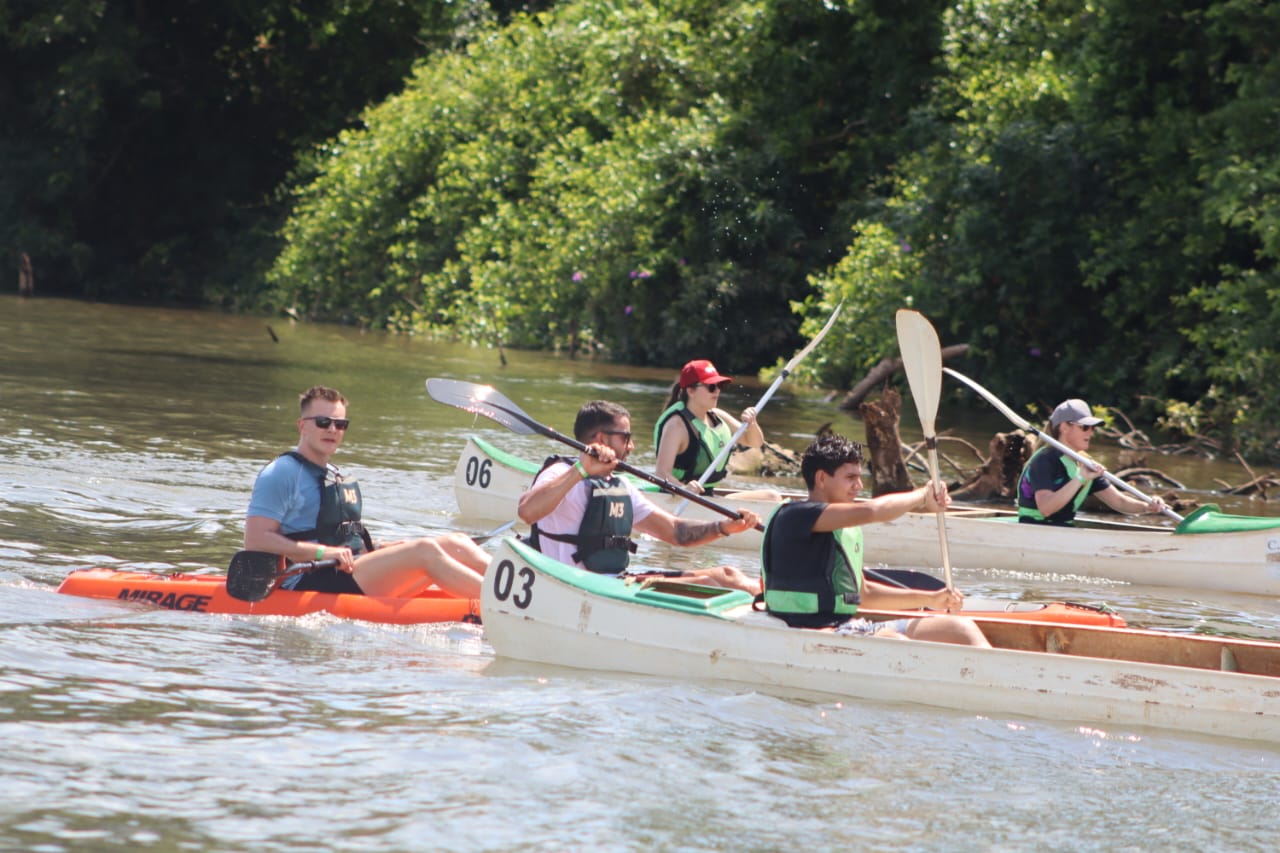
[602,429,633,442]
[303,415,350,431]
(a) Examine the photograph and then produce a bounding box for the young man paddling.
[244,385,489,599]
[761,434,990,646]
[517,400,762,593]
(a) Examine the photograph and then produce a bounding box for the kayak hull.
[456,435,1280,595]
[56,568,481,624]
[482,538,1280,744]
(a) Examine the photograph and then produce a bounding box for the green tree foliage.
[1,0,488,302]
[803,0,1280,459]
[10,0,1280,459]
[269,0,947,370]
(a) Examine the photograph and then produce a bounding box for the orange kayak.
[56,568,481,625]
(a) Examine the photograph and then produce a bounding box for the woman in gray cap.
[1016,398,1167,525]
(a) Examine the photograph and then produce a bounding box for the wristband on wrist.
[573,460,588,478]
[716,521,727,537]
[315,545,325,560]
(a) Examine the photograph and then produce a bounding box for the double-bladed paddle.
[425,377,966,591]
[226,552,338,602]
[672,302,843,515]
[941,367,1186,523]
[895,309,954,591]
[225,520,519,602]
[426,377,763,531]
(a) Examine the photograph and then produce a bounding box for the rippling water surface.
[4,295,1280,852]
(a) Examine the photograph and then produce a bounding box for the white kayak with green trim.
[456,435,1280,595]
[482,537,1280,744]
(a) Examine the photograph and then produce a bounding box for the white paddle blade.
[895,309,944,439]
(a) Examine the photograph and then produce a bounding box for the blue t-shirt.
[246,453,324,535]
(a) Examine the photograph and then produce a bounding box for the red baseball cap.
[679,359,733,389]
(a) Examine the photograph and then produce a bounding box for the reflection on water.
[3,295,1280,851]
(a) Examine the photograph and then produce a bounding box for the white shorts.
[835,617,912,636]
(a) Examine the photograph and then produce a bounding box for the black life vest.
[280,451,373,554]
[653,402,732,487]
[528,456,637,572]
[760,502,863,627]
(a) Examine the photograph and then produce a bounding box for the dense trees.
[5,1,1279,459]
[267,0,945,369]
[802,0,1280,459]
[1,0,498,302]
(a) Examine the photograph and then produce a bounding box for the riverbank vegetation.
[5,1,1278,461]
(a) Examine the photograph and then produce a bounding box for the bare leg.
[353,535,487,599]
[720,488,782,503]
[903,615,992,647]
[679,565,761,596]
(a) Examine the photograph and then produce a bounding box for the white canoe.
[455,435,1280,595]
[482,538,1280,744]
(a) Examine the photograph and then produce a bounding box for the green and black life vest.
[652,402,733,486]
[528,456,637,572]
[281,451,373,554]
[1016,448,1092,525]
[760,502,864,626]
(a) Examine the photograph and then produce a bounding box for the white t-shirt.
[532,461,658,568]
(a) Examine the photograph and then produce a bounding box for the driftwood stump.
[951,431,1031,500]
[860,388,912,496]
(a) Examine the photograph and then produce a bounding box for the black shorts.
[282,565,364,595]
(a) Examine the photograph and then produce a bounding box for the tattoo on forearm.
[674,520,720,546]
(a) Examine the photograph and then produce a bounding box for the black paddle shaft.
[426,378,764,531]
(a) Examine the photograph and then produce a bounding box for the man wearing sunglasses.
[244,385,489,598]
[517,400,762,593]
[1017,398,1167,525]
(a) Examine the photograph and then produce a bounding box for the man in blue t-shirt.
[245,385,490,598]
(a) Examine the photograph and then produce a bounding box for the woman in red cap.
[653,359,766,495]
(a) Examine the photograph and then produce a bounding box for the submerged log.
[728,440,802,478]
[839,344,970,412]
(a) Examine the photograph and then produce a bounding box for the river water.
[3,295,1279,852]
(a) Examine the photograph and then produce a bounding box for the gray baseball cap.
[1050,398,1104,427]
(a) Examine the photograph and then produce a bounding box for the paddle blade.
[895,309,943,439]
[426,378,538,436]
[226,551,284,602]
[1175,504,1280,534]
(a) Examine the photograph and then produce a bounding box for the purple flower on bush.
[572,271,584,282]
[624,305,633,315]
